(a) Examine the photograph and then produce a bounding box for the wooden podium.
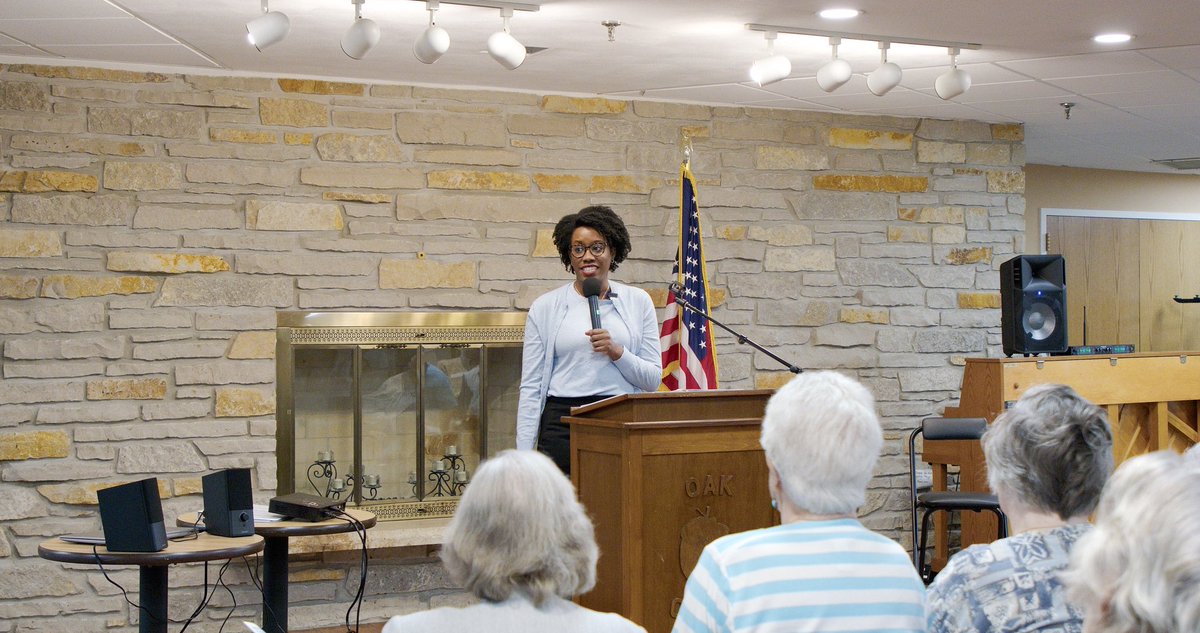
[565,389,776,633]
[930,352,1200,568]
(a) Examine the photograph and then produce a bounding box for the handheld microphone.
[581,277,603,330]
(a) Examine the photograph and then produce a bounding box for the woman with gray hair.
[927,383,1113,633]
[381,450,645,633]
[1066,450,1200,633]
[673,371,926,633]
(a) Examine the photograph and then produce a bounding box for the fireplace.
[275,311,525,520]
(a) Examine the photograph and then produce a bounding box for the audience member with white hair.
[927,383,1113,633]
[381,450,646,633]
[1066,450,1200,633]
[672,370,925,633]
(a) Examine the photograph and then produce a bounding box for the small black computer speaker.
[202,468,254,537]
[1001,254,1068,356]
[97,478,168,552]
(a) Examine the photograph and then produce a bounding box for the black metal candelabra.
[420,451,471,498]
[309,453,383,500]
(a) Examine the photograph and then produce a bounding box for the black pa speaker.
[1001,254,1068,356]
[202,468,254,537]
[97,478,168,552]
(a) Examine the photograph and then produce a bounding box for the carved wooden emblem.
[678,506,730,577]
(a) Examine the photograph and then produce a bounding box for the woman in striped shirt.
[673,371,926,633]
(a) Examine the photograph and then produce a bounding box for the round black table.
[39,533,264,633]
[178,508,376,633]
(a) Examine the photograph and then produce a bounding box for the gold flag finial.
[681,133,693,168]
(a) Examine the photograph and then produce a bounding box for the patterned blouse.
[927,523,1091,633]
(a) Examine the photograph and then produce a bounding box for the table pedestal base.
[262,536,289,633]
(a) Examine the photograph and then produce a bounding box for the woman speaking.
[517,205,662,474]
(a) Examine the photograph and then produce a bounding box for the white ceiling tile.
[954,81,1076,103]
[1,18,174,46]
[802,87,947,111]
[637,83,786,104]
[996,51,1169,79]
[40,45,218,68]
[860,101,991,121]
[1139,45,1200,70]
[0,1,130,20]
[0,46,47,58]
[1126,102,1200,123]
[1090,84,1200,108]
[1042,70,1195,95]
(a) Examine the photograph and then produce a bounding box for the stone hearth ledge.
[286,517,450,557]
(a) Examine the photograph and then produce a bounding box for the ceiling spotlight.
[341,0,380,60]
[749,31,791,87]
[866,42,902,96]
[935,47,972,100]
[487,8,526,70]
[818,8,862,20]
[1093,32,1133,44]
[816,37,852,92]
[414,1,450,64]
[246,0,290,51]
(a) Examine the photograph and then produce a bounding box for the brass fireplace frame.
[276,311,526,520]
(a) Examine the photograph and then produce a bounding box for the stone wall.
[0,63,1025,631]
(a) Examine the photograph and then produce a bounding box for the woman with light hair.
[927,383,1113,633]
[1066,450,1200,633]
[381,450,645,633]
[673,371,926,633]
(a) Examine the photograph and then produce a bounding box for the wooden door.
[1045,215,1200,351]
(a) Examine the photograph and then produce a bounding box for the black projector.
[268,493,346,522]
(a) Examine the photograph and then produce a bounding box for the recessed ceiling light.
[1093,32,1133,44]
[818,8,862,20]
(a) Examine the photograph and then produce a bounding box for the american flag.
[659,165,718,391]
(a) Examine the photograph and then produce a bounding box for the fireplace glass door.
[277,312,524,520]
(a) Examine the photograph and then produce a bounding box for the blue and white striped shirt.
[672,519,926,633]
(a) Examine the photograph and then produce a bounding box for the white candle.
[455,470,468,483]
[329,478,345,492]
[447,445,458,456]
[318,450,334,462]
[364,474,380,487]
[435,460,446,472]
[407,471,417,484]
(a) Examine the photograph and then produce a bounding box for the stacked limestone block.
[0,63,1024,631]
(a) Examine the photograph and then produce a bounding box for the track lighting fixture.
[246,0,290,51]
[746,24,980,98]
[414,1,450,64]
[749,31,792,87]
[816,37,853,92]
[866,42,902,96]
[341,0,381,60]
[487,7,526,70]
[248,1,539,67]
[935,47,972,100]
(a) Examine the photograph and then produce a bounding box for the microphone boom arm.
[669,284,802,374]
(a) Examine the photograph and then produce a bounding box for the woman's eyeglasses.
[570,243,608,258]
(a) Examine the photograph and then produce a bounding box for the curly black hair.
[552,205,632,272]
